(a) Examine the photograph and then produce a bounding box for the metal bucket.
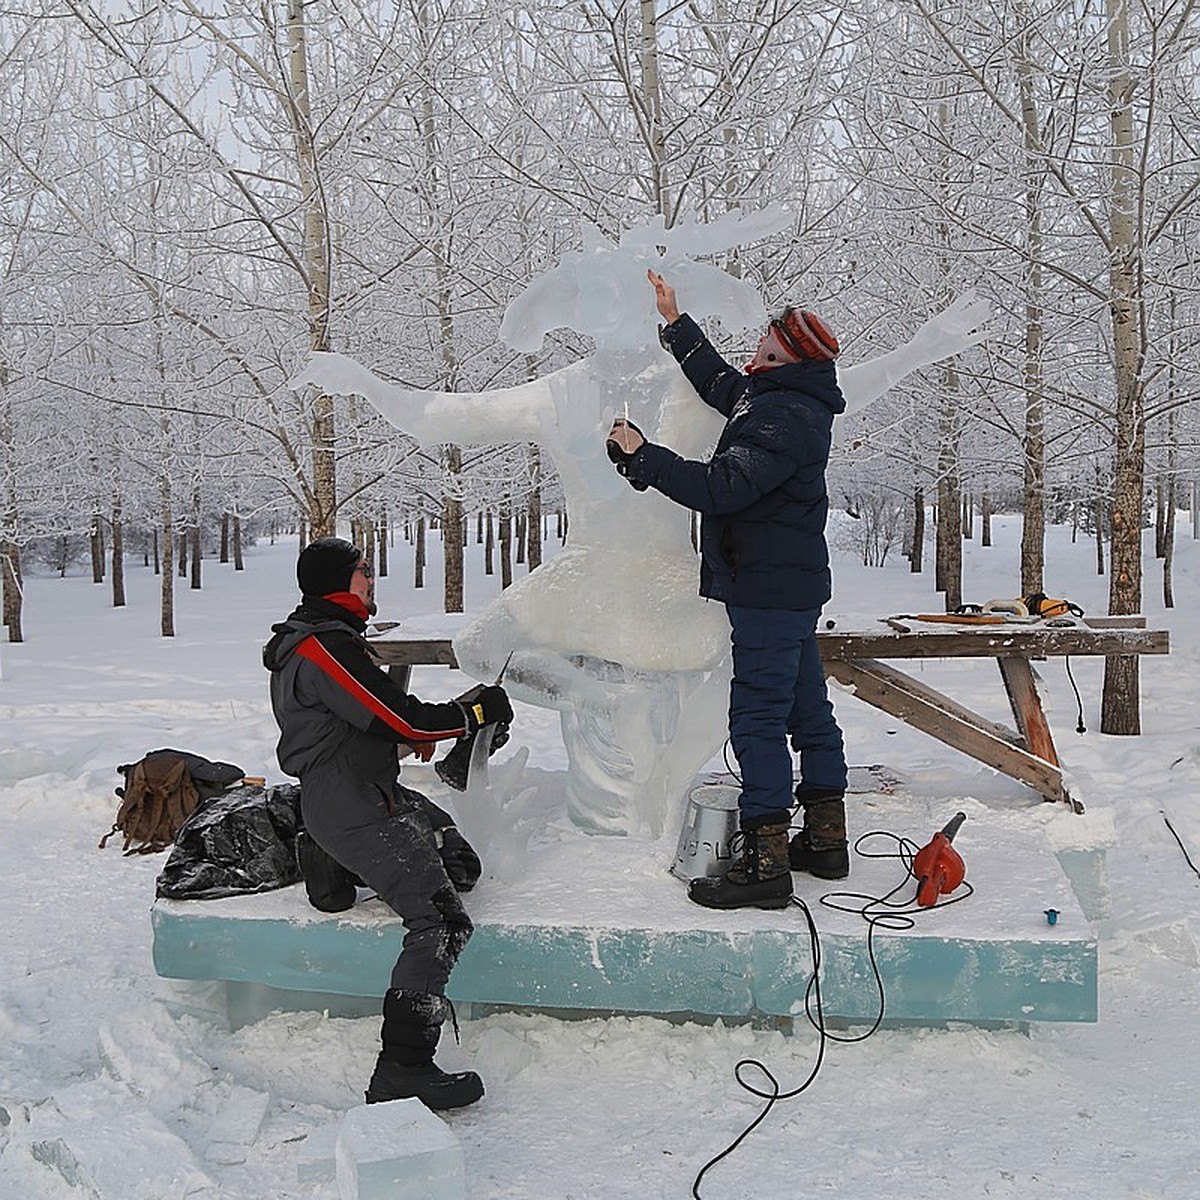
[671,783,740,881]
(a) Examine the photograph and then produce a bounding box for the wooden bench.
[818,617,1168,813]
[370,617,1169,814]
[367,616,465,692]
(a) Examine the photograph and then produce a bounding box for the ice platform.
[151,795,1099,1029]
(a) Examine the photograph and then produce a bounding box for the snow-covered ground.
[2,515,1198,1199]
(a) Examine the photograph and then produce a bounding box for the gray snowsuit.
[263,596,473,995]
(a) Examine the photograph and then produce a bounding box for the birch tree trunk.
[2,538,22,643]
[1100,0,1145,735]
[527,444,543,571]
[1016,1,1046,595]
[639,0,670,218]
[160,472,175,638]
[499,498,513,591]
[233,511,244,571]
[286,0,336,536]
[413,0,464,612]
[1154,476,1166,559]
[1163,410,1176,607]
[442,448,464,613]
[189,488,201,590]
[910,486,924,573]
[0,384,23,642]
[111,496,125,607]
[90,512,105,583]
[363,518,375,575]
[935,365,962,610]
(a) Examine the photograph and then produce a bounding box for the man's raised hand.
[647,269,681,324]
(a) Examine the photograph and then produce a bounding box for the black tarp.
[155,783,303,900]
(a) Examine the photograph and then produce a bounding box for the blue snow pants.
[726,605,848,826]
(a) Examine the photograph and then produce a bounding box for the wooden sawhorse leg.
[825,657,1081,812]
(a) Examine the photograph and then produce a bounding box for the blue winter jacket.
[625,313,846,611]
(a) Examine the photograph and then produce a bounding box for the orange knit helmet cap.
[773,307,840,362]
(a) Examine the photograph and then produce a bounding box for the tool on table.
[888,612,1009,626]
[981,599,1037,622]
[913,811,967,907]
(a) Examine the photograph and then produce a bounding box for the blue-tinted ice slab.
[152,798,1097,1027]
[335,1100,463,1200]
[296,1121,339,1185]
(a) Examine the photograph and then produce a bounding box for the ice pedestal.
[153,794,1099,1028]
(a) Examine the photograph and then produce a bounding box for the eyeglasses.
[354,561,374,580]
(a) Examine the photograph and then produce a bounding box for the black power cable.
[1063,656,1087,733]
[690,829,974,1200]
[1162,812,1200,881]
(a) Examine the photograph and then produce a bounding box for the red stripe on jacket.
[295,635,465,743]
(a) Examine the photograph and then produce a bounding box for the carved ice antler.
[500,207,794,352]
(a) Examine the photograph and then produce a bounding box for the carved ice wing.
[626,203,792,257]
[499,259,582,352]
[657,259,767,333]
[838,291,993,416]
[291,350,558,443]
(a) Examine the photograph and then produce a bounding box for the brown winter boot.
[789,789,849,880]
[688,814,793,910]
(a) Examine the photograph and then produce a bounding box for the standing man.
[605,271,849,910]
[263,536,512,1108]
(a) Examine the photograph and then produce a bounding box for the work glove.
[436,825,482,892]
[457,684,514,733]
[605,418,649,491]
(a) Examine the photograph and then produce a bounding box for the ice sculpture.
[293,207,988,837]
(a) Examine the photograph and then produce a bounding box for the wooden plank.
[818,627,1168,662]
[997,658,1059,766]
[369,639,458,668]
[825,658,1070,805]
[828,657,1023,746]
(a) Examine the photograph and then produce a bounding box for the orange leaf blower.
[913,812,967,907]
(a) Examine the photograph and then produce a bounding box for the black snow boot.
[688,814,793,910]
[789,788,849,880]
[365,990,484,1111]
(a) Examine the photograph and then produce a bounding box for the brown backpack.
[100,749,244,855]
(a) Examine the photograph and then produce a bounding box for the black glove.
[458,684,514,732]
[437,826,482,892]
[605,419,649,491]
[406,789,456,832]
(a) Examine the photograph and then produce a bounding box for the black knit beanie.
[297,537,361,598]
